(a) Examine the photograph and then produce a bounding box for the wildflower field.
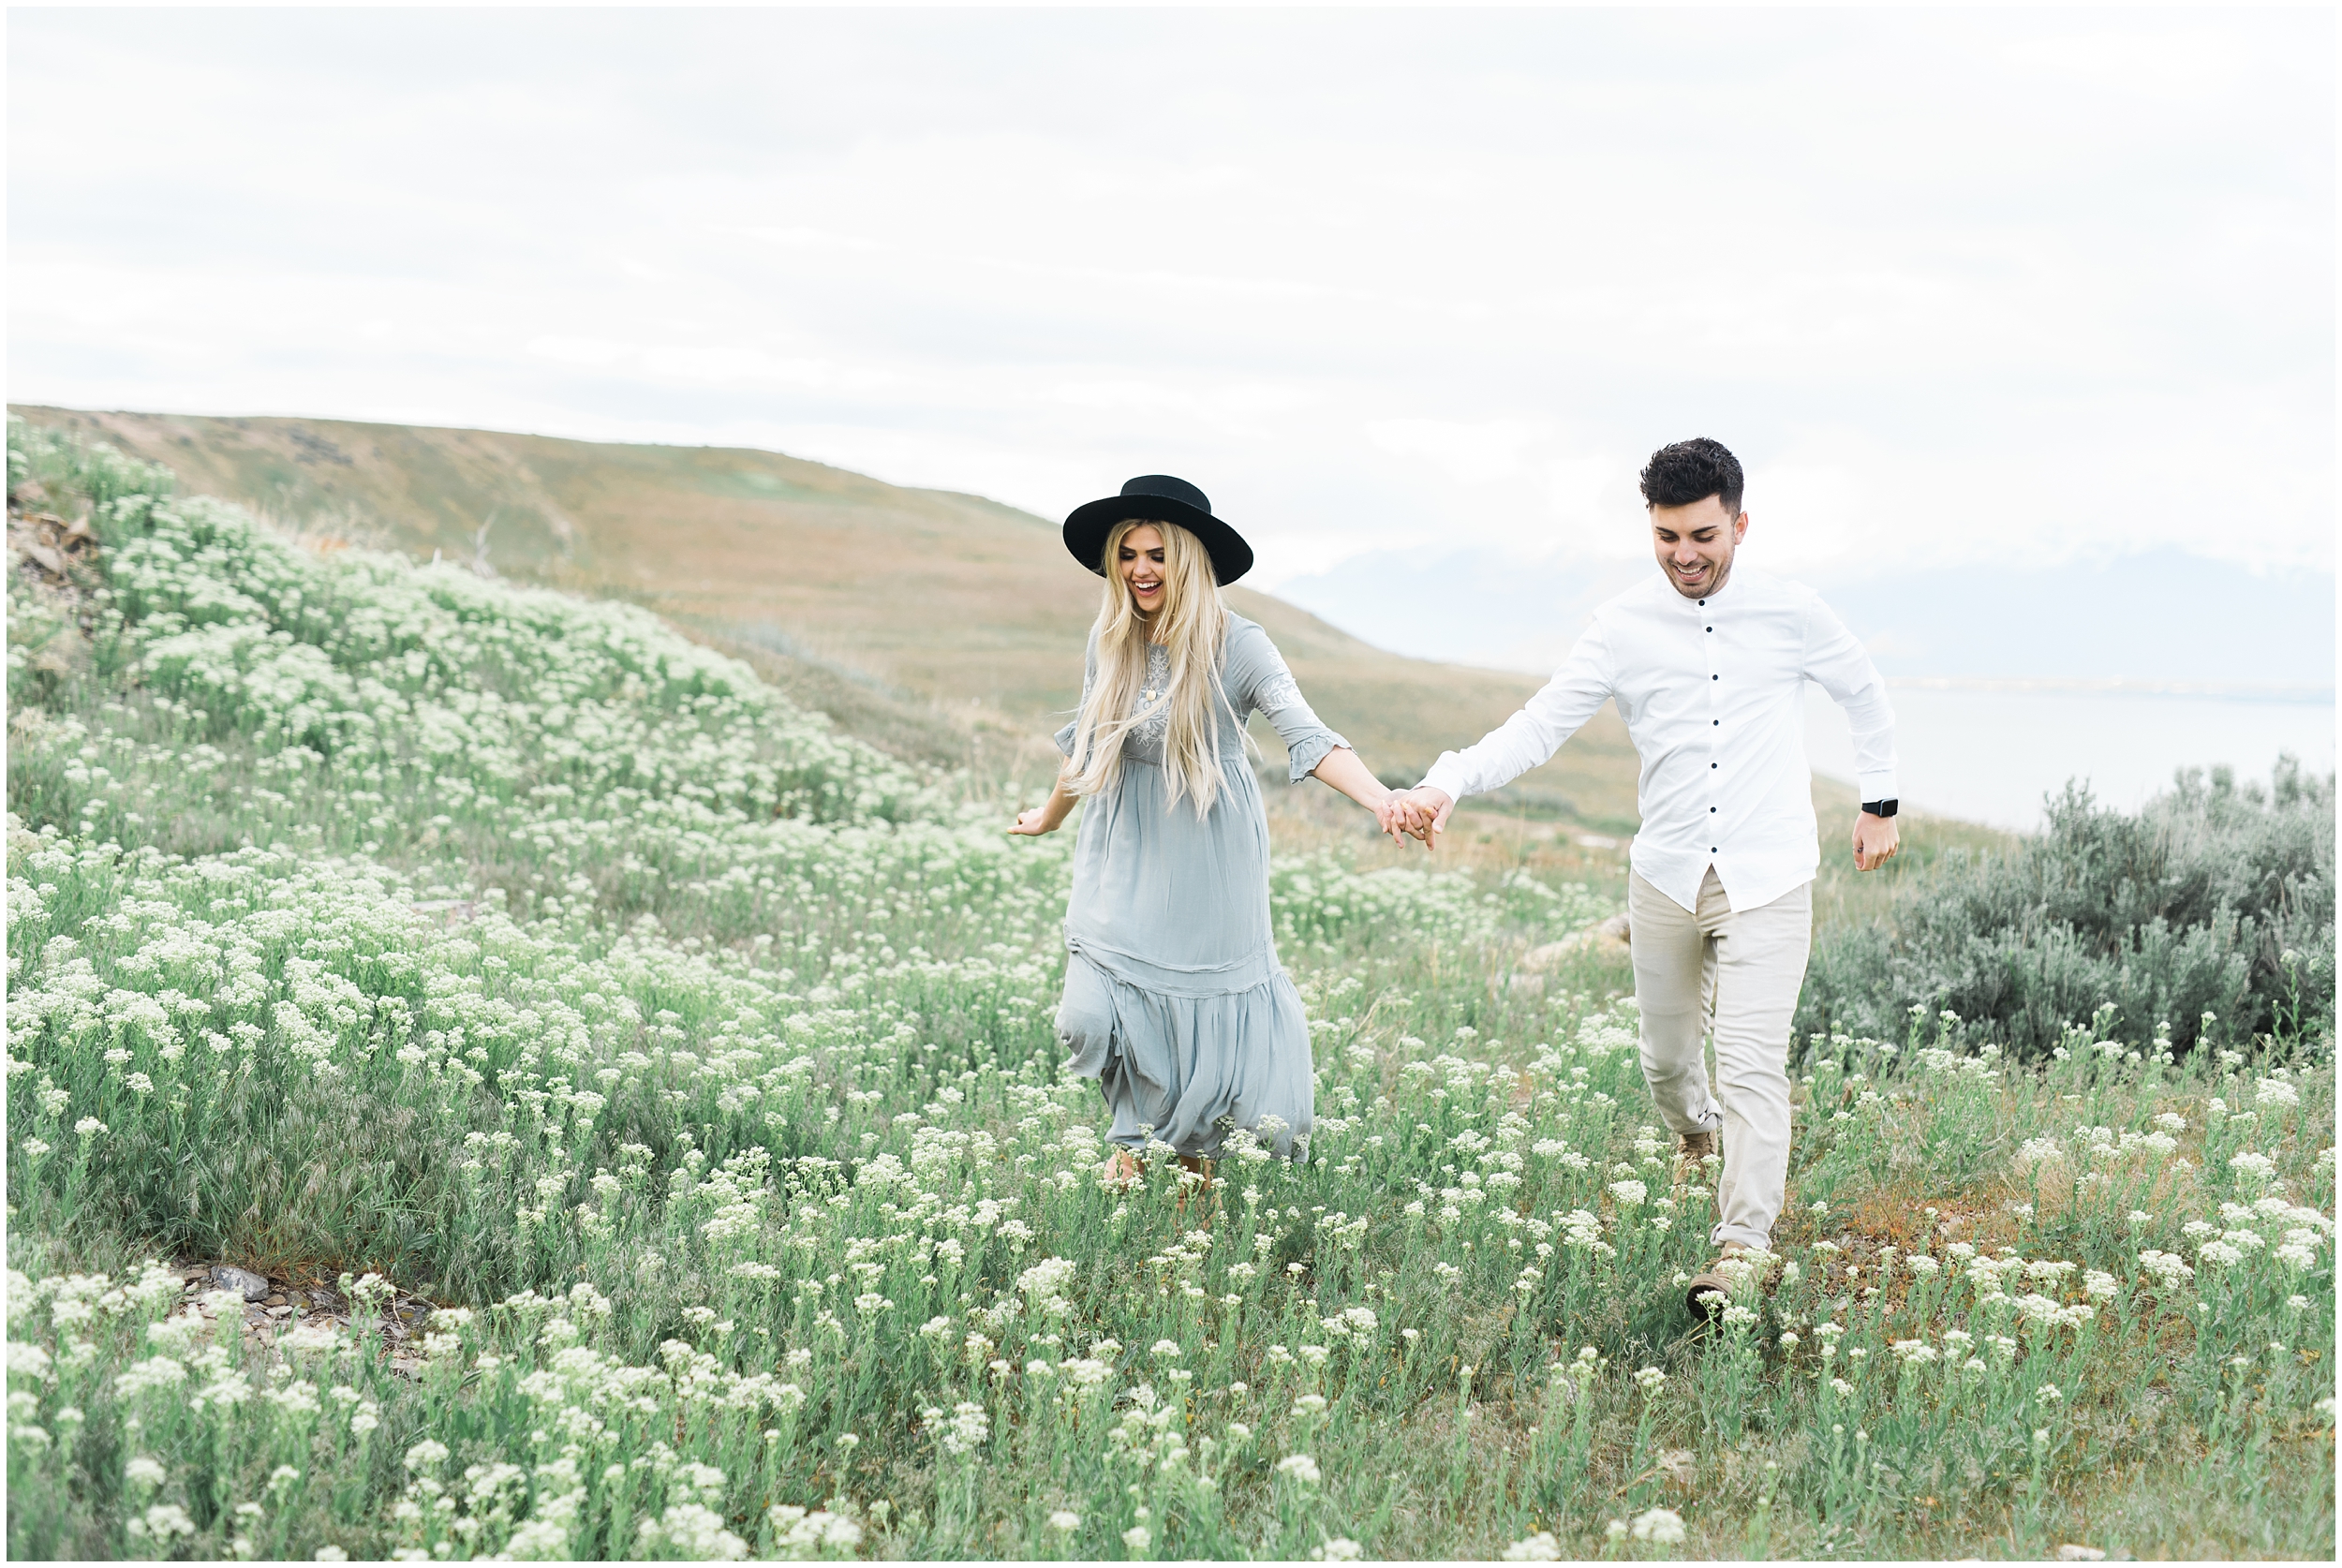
[6,417,2334,1561]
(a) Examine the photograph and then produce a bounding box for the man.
[1380,437,1899,1315]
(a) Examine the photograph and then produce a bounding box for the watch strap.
[1861,799,1899,819]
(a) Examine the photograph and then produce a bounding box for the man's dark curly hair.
[1638,437,1743,514]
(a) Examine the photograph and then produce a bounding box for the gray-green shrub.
[1801,767,2335,1058]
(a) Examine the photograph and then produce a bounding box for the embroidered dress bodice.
[1130,643,1174,757]
[1064,632,1334,773]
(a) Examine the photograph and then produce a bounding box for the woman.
[1009,475,1401,1188]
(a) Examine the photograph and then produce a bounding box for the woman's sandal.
[1099,1149,1145,1191]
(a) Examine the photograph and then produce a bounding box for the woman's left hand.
[1008,807,1057,836]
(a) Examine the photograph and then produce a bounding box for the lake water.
[1803,683,2335,830]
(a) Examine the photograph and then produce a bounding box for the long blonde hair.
[1064,519,1235,814]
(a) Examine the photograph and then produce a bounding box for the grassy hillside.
[8,405,1652,826]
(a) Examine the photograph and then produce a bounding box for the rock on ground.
[210,1265,270,1302]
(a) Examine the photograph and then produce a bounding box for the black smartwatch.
[1861,799,1899,819]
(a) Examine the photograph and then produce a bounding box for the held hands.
[1307,748,1445,850]
[1851,808,1900,871]
[1375,786,1454,851]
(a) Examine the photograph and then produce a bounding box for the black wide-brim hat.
[1062,474,1253,585]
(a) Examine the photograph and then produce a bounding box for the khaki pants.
[1628,867,1812,1251]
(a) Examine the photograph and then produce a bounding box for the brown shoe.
[1683,1241,1750,1319]
[1677,1126,1722,1181]
[1173,1157,1217,1224]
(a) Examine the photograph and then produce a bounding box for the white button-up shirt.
[1421,566,1897,913]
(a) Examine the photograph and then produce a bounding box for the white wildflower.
[1631,1507,1687,1545]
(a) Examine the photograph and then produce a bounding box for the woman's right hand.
[1008,807,1057,836]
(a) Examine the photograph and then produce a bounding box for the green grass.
[6,418,2334,1561]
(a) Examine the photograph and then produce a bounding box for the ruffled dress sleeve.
[1227,620,1350,783]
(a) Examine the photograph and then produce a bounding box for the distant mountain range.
[1273,546,2335,696]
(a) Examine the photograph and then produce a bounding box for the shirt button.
[1712,674,1718,681]
[1710,806,1716,813]
[1706,626,1712,632]
[1711,762,1717,769]
[1712,720,1719,726]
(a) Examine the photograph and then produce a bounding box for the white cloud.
[5,6,2329,601]
[527,336,629,368]
[1998,28,2252,100]
[1742,463,1870,570]
[636,345,835,389]
[1364,418,1549,487]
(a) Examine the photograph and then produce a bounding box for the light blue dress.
[1051,614,1346,1160]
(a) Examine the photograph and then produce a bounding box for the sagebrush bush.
[1800,766,2335,1058]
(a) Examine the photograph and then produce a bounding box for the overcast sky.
[9,7,2334,593]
